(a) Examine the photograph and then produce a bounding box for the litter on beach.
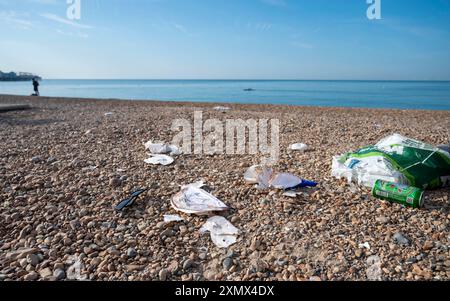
[213,106,231,111]
[282,191,302,198]
[290,143,309,152]
[244,165,318,190]
[115,188,147,211]
[200,216,239,248]
[171,183,228,215]
[163,214,185,223]
[331,133,450,189]
[104,112,114,116]
[144,154,174,166]
[145,141,181,155]
[359,242,371,250]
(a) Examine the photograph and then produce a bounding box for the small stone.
[69,219,81,230]
[160,229,175,237]
[422,241,433,251]
[19,258,28,268]
[53,269,66,280]
[31,156,41,163]
[39,267,53,279]
[109,177,122,187]
[159,269,169,281]
[168,261,179,274]
[250,258,268,273]
[125,265,143,272]
[231,216,240,224]
[47,157,57,164]
[24,272,39,281]
[179,225,188,234]
[26,254,40,266]
[393,232,410,245]
[127,248,137,258]
[406,257,417,264]
[250,238,260,251]
[6,248,39,260]
[225,249,235,258]
[83,247,93,255]
[156,222,166,230]
[376,216,389,224]
[183,259,195,270]
[11,212,21,221]
[223,257,233,271]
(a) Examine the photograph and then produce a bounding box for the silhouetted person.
[32,78,39,96]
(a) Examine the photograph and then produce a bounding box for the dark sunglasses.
[115,188,148,211]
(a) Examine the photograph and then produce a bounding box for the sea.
[0,80,449,110]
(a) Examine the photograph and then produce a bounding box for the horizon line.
[39,78,450,82]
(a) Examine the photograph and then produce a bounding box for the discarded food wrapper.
[283,191,302,198]
[290,143,309,152]
[358,242,371,250]
[163,214,184,223]
[331,133,450,189]
[438,144,450,153]
[145,141,181,156]
[214,106,231,111]
[200,216,239,248]
[243,165,263,184]
[171,184,229,215]
[189,180,206,189]
[144,154,174,166]
[270,173,302,189]
[244,165,318,190]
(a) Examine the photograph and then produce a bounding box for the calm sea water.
[0,80,449,110]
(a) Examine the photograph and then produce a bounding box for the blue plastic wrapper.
[287,179,318,190]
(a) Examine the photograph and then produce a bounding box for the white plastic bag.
[200,216,239,248]
[290,143,309,152]
[144,155,174,166]
[145,141,181,155]
[172,184,228,215]
[163,215,184,223]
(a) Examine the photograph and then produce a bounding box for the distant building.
[0,70,42,81]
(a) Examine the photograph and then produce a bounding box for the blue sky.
[0,0,449,80]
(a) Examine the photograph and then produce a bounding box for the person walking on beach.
[32,78,40,96]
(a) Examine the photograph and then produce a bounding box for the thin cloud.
[40,12,92,29]
[0,10,34,29]
[56,28,88,39]
[291,41,313,49]
[247,22,273,31]
[173,23,187,33]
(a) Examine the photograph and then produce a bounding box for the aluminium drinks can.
[372,180,424,208]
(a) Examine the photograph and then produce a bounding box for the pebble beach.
[0,94,449,281]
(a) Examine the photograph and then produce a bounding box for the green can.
[372,180,424,208]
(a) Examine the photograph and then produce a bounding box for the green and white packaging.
[331,134,450,189]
